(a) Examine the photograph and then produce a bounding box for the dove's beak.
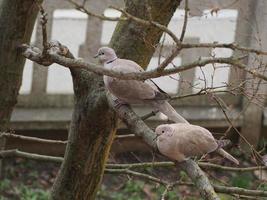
[93,53,99,58]
[153,134,159,142]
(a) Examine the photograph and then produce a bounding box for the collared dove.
[94,47,189,124]
[155,123,239,165]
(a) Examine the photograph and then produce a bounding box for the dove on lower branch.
[155,123,239,165]
[94,47,189,124]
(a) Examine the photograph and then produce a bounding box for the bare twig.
[179,0,189,42]
[107,161,267,172]
[154,0,189,72]
[0,132,67,144]
[68,1,267,58]
[1,148,266,172]
[109,6,181,46]
[35,2,48,52]
[141,110,159,120]
[156,47,182,71]
[1,149,267,197]
[213,185,267,197]
[0,149,63,163]
[105,168,168,185]
[212,95,263,164]
[68,0,125,21]
[107,168,267,197]
[181,42,267,56]
[170,84,240,100]
[68,0,267,56]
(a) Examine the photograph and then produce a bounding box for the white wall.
[19,8,238,95]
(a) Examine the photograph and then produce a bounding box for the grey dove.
[94,47,189,124]
[155,123,239,165]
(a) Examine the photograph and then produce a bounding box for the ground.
[0,152,267,200]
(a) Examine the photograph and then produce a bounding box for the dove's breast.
[157,136,186,161]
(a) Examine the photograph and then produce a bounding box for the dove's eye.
[161,130,165,133]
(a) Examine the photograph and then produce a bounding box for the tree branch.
[181,42,267,56]
[0,149,63,163]
[19,43,267,81]
[179,0,189,42]
[0,132,67,145]
[213,185,267,197]
[36,2,49,52]
[1,147,266,172]
[2,149,267,197]
[105,168,168,185]
[106,94,220,200]
[107,161,267,172]
[106,168,267,198]
[68,0,267,58]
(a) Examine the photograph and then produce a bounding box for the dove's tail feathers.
[216,139,231,148]
[152,101,189,124]
[216,148,239,165]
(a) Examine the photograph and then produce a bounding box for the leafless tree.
[1,0,267,199]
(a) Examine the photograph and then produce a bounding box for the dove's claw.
[114,99,128,109]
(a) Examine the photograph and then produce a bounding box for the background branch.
[2,148,267,197]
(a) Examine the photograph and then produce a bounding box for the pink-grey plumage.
[155,123,239,165]
[95,47,189,124]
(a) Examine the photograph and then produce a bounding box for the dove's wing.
[172,124,218,158]
[105,59,168,103]
[123,61,168,96]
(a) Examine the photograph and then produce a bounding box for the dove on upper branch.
[155,123,239,165]
[94,47,189,124]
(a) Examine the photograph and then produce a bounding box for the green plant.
[0,179,11,191]
[230,172,253,189]
[15,185,49,200]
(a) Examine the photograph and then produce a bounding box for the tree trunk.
[0,0,39,130]
[50,52,118,199]
[111,0,181,67]
[0,0,40,176]
[51,0,181,199]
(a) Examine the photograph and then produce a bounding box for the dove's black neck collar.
[106,57,117,64]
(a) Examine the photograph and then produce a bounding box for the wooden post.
[179,37,212,94]
[228,0,252,88]
[240,0,267,150]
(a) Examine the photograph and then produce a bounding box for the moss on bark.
[110,0,181,68]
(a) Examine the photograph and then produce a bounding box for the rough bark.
[110,0,181,67]
[0,0,39,130]
[0,0,40,177]
[50,48,117,200]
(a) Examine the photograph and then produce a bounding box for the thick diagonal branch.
[106,94,220,200]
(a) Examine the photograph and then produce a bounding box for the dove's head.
[94,47,117,64]
[155,124,174,138]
